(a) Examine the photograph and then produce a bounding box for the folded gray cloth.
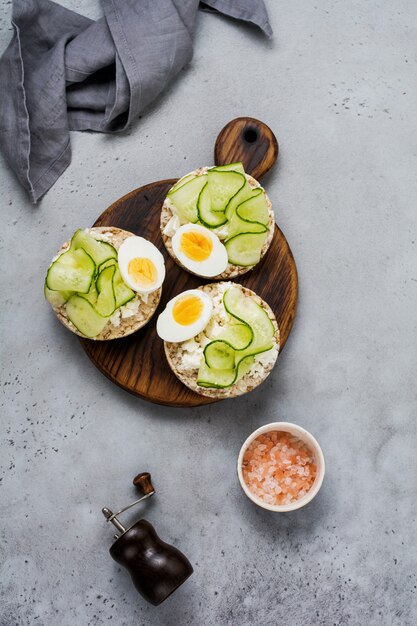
[0,0,272,203]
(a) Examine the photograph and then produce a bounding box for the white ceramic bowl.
[237,422,325,512]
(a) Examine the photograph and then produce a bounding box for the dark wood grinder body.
[103,474,193,606]
[109,519,193,606]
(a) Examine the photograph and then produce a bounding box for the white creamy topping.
[121,297,140,318]
[211,224,229,240]
[182,350,203,370]
[163,213,181,236]
[110,310,121,327]
[110,295,143,327]
[87,229,112,243]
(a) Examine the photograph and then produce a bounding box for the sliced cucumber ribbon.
[197,287,275,389]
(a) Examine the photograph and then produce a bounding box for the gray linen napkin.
[0,0,272,203]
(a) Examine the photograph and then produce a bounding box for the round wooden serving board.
[80,117,298,407]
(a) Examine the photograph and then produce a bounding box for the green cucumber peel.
[224,231,268,266]
[168,174,207,224]
[44,282,73,308]
[98,257,117,273]
[71,229,117,267]
[235,188,269,225]
[197,183,228,228]
[79,265,116,317]
[46,247,96,293]
[66,294,110,337]
[112,266,135,308]
[224,181,264,221]
[203,340,235,370]
[168,173,195,195]
[197,355,255,388]
[209,162,245,175]
[207,170,246,213]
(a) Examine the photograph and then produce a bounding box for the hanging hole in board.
[243,128,258,144]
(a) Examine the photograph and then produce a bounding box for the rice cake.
[48,227,162,340]
[160,169,275,280]
[164,282,280,399]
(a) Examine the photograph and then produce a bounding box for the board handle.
[214,117,278,180]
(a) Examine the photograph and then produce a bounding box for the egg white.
[171,224,228,278]
[156,289,213,342]
[118,236,165,294]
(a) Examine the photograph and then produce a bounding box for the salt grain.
[242,431,317,506]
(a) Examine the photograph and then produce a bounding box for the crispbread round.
[164,282,280,399]
[48,227,162,340]
[160,169,275,280]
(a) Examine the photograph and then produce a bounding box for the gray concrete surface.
[1,1,417,624]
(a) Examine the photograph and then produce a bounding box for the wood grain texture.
[80,118,297,407]
[214,117,278,179]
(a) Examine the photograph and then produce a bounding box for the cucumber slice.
[210,162,245,175]
[98,257,117,273]
[225,231,268,266]
[224,179,255,220]
[236,189,269,225]
[197,355,255,389]
[212,322,253,351]
[204,340,235,369]
[227,213,267,239]
[95,258,135,307]
[80,266,116,317]
[82,282,99,306]
[220,322,253,350]
[44,283,73,308]
[236,355,256,378]
[71,229,117,266]
[113,267,135,308]
[207,170,245,212]
[226,189,269,258]
[46,248,95,293]
[197,361,236,388]
[94,265,117,316]
[168,175,207,224]
[66,295,109,338]
[83,264,134,311]
[197,183,228,228]
[168,173,195,195]
[224,287,275,359]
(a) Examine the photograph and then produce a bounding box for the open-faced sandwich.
[44,227,165,339]
[156,282,280,399]
[160,162,274,280]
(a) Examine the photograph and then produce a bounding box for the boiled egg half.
[156,289,213,342]
[118,236,165,294]
[171,223,228,277]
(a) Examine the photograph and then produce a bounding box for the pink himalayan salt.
[242,431,317,506]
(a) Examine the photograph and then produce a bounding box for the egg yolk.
[173,295,203,326]
[180,230,213,262]
[128,257,157,287]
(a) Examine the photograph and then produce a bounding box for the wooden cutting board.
[80,117,298,407]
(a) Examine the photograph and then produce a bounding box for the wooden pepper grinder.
[102,472,193,606]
